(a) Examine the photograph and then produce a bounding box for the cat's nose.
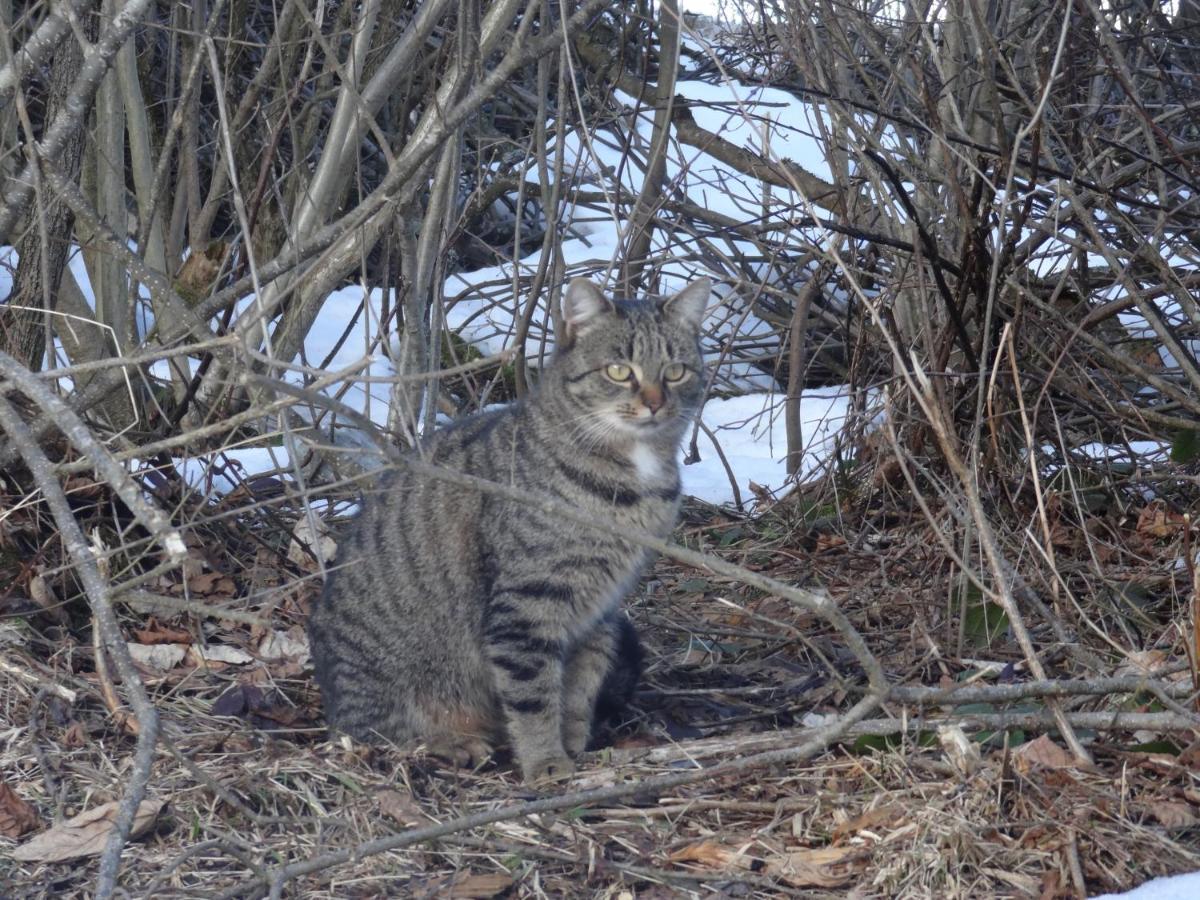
[640,385,664,414]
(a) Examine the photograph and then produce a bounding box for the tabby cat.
[308,276,710,781]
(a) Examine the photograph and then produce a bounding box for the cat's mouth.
[621,412,671,432]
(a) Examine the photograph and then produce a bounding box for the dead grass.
[2,478,1199,898]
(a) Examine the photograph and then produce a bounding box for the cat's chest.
[629,442,669,485]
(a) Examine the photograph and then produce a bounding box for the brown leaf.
[669,839,754,871]
[173,241,227,305]
[1178,737,1200,770]
[1115,650,1171,678]
[12,799,163,862]
[831,803,904,843]
[747,480,776,508]
[184,572,236,597]
[62,722,88,748]
[1014,734,1076,771]
[446,872,514,898]
[376,789,427,827]
[1148,800,1198,828]
[814,532,847,552]
[770,845,864,888]
[1136,504,1187,538]
[27,569,69,626]
[0,781,41,838]
[133,621,193,645]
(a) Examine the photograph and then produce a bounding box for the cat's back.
[337,403,518,571]
[311,405,518,638]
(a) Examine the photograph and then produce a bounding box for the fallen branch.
[604,709,1200,768]
[890,674,1197,706]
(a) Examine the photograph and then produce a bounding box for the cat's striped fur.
[308,277,710,781]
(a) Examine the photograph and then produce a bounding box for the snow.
[681,391,852,504]
[0,245,17,298]
[1093,872,1200,900]
[173,445,291,497]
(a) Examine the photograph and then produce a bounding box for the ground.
[2,481,1199,898]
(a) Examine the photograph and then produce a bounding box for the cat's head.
[544,277,711,442]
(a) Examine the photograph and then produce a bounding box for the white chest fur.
[630,442,666,484]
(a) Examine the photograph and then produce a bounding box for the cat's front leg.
[483,607,574,782]
[562,618,622,756]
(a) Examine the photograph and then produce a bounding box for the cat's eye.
[663,362,688,382]
[605,363,634,382]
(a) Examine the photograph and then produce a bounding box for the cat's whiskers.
[568,416,622,457]
[560,408,628,452]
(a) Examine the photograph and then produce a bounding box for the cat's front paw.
[522,754,576,783]
[563,719,592,758]
[425,735,493,770]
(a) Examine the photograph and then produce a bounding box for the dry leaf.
[446,873,514,898]
[1177,737,1200,770]
[27,569,69,626]
[1136,504,1187,538]
[28,571,59,610]
[1014,734,1076,771]
[376,789,426,827]
[1148,800,1198,828]
[133,622,192,645]
[770,845,863,888]
[287,517,337,572]
[0,781,41,838]
[62,722,88,748]
[937,725,982,778]
[831,804,904,843]
[1115,650,1171,678]
[188,644,254,666]
[669,839,754,871]
[185,572,236,597]
[126,642,187,672]
[12,799,163,862]
[173,241,227,305]
[257,629,311,666]
[814,533,847,552]
[747,480,776,507]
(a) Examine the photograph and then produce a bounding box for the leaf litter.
[3,485,1200,897]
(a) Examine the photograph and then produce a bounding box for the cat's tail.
[593,612,643,727]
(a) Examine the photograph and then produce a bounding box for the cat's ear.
[562,279,614,335]
[660,278,711,331]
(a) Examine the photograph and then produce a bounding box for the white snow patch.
[681,390,853,506]
[1092,872,1200,900]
